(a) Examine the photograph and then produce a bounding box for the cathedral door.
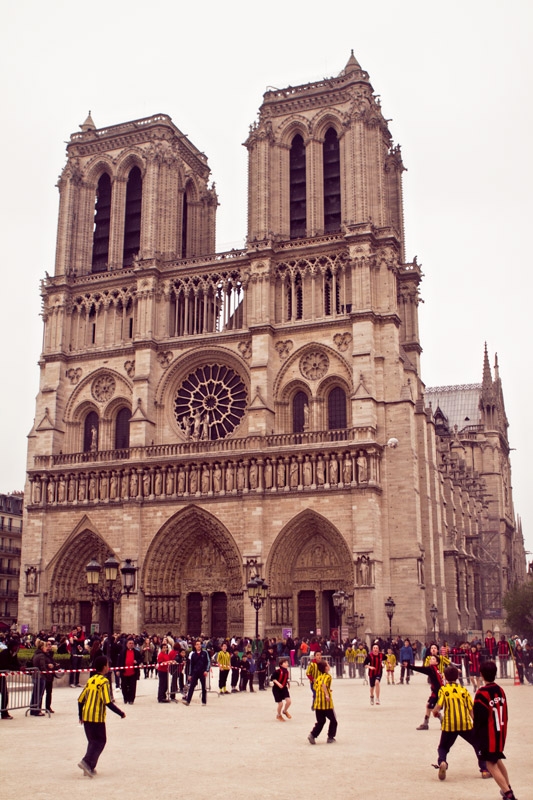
[211,592,227,638]
[187,592,202,635]
[79,601,92,632]
[298,590,316,637]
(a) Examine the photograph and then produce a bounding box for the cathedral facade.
[18,53,526,639]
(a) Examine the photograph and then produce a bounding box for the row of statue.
[31,450,380,504]
[180,409,211,441]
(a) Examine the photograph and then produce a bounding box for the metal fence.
[0,668,51,717]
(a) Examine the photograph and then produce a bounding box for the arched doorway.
[48,528,120,634]
[267,510,354,638]
[142,505,243,636]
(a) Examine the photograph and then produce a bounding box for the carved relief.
[300,350,329,380]
[238,341,252,360]
[25,566,38,594]
[66,368,82,385]
[124,360,135,378]
[355,554,374,586]
[275,340,293,360]
[157,351,173,370]
[333,332,352,352]
[92,374,116,402]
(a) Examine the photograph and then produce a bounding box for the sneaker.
[78,760,94,778]
[438,762,447,781]
[307,733,316,745]
[370,697,374,705]
[283,711,292,719]
[376,700,380,705]
[181,699,190,706]
[276,714,285,721]
[327,737,336,743]
[417,722,429,730]
[481,770,492,779]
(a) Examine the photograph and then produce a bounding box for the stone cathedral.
[19,53,526,639]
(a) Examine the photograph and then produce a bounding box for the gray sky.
[1,0,532,556]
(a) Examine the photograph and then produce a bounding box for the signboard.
[282,628,293,639]
[316,628,321,636]
[21,624,29,634]
[90,623,100,635]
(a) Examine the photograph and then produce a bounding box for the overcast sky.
[1,1,532,557]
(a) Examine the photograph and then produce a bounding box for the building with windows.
[18,53,526,639]
[0,492,23,630]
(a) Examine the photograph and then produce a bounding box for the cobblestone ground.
[1,670,531,799]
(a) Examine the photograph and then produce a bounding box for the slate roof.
[425,384,482,431]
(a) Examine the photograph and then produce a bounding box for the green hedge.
[17,649,90,666]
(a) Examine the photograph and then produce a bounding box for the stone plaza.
[1,669,531,798]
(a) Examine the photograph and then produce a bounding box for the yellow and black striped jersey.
[78,674,112,723]
[216,650,231,670]
[437,683,473,731]
[307,660,320,684]
[313,673,333,710]
[345,648,357,662]
[386,654,397,669]
[425,654,450,673]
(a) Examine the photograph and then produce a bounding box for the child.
[216,642,231,694]
[432,665,491,781]
[230,649,241,692]
[386,647,396,685]
[308,661,337,744]
[474,660,517,800]
[363,643,386,705]
[410,654,444,730]
[272,657,291,721]
[239,653,251,692]
[468,642,481,691]
[306,650,322,708]
[77,655,126,777]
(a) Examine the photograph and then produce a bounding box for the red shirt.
[124,648,136,676]
[157,651,171,672]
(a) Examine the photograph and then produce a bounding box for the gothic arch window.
[324,268,341,316]
[290,134,306,239]
[323,128,341,232]
[181,191,189,257]
[328,386,347,430]
[92,173,111,273]
[286,272,303,321]
[122,166,142,267]
[115,407,131,450]
[83,411,99,453]
[292,391,308,433]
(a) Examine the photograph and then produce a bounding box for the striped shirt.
[306,660,320,684]
[424,654,450,673]
[437,683,473,732]
[313,673,333,710]
[474,682,508,754]
[216,650,231,670]
[78,674,112,723]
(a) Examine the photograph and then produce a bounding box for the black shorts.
[478,749,505,763]
[369,673,382,688]
[272,686,289,703]
[427,693,438,709]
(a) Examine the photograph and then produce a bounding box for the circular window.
[174,364,247,440]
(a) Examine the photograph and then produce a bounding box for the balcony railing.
[0,567,20,576]
[0,545,21,556]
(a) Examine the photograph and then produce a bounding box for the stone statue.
[329,457,338,485]
[358,555,371,585]
[110,472,118,500]
[26,567,37,594]
[121,473,128,499]
[316,456,325,486]
[202,415,209,441]
[201,465,210,493]
[57,477,66,503]
[226,463,234,492]
[303,403,310,429]
[183,416,193,440]
[192,409,202,440]
[154,470,162,496]
[236,463,245,491]
[213,464,222,493]
[249,461,258,489]
[143,472,151,496]
[33,480,41,504]
[277,460,285,488]
[343,455,352,484]
[130,471,138,496]
[166,470,174,495]
[68,477,75,503]
[357,452,368,483]
[289,459,299,488]
[303,456,312,486]
[264,459,273,489]
[189,466,198,494]
[90,425,98,452]
[47,481,55,503]
[100,473,109,500]
[89,475,97,501]
[78,479,86,502]
[177,468,185,494]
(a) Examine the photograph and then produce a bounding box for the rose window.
[174,364,247,440]
[300,350,329,380]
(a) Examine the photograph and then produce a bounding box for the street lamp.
[247,575,269,647]
[86,556,137,636]
[429,603,438,642]
[332,590,348,644]
[384,596,396,643]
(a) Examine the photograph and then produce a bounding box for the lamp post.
[332,589,348,645]
[86,556,137,635]
[384,596,396,643]
[247,575,269,647]
[429,603,438,642]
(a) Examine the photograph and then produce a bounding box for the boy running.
[410,654,444,730]
[77,655,126,777]
[432,665,491,781]
[474,660,517,800]
[308,661,337,744]
[363,643,386,705]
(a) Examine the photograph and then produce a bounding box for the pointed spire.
[482,342,492,388]
[80,111,96,132]
[494,352,500,382]
[344,49,361,74]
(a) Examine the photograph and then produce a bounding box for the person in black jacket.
[0,637,20,719]
[182,640,210,705]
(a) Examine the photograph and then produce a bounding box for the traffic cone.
[514,668,521,686]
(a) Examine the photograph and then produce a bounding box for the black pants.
[437,729,487,770]
[121,675,137,703]
[187,672,207,704]
[257,669,266,689]
[158,671,168,701]
[30,674,46,714]
[311,709,337,740]
[83,721,107,770]
[45,680,54,710]
[218,669,229,690]
[231,668,239,689]
[0,674,10,717]
[239,673,249,692]
[70,655,83,686]
[400,662,411,683]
